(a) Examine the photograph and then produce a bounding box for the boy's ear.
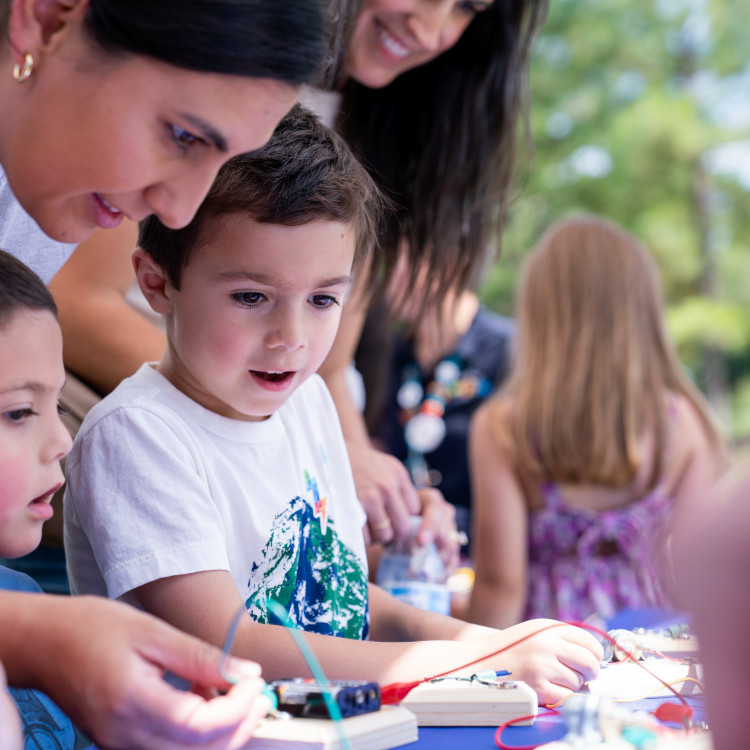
[132,247,173,315]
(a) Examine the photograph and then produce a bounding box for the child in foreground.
[0,251,271,750]
[0,250,76,748]
[467,215,726,629]
[64,107,602,706]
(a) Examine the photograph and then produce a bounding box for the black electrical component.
[267,679,382,719]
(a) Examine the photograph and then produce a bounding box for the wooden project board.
[586,659,703,701]
[247,705,418,750]
[399,679,538,726]
[638,632,700,660]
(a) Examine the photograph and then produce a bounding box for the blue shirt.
[0,566,89,750]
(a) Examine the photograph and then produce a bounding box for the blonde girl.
[467,214,726,628]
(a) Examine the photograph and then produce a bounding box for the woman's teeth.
[376,23,410,58]
[98,195,121,215]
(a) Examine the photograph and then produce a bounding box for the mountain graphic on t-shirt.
[244,495,369,639]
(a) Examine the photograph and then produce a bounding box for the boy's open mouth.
[251,370,293,383]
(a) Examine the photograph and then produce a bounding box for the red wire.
[494,709,559,750]
[426,621,566,681]
[380,681,422,704]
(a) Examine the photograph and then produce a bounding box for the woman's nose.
[143,166,219,229]
[408,0,455,50]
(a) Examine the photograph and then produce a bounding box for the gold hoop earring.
[13,52,34,83]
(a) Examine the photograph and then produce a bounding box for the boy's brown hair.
[138,104,387,288]
[0,250,57,326]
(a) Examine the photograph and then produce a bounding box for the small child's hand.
[485,619,603,707]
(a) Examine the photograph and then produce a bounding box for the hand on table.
[475,619,603,708]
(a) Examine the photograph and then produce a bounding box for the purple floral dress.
[523,481,675,622]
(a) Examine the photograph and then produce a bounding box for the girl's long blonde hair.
[491,214,724,489]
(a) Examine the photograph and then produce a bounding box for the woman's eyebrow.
[181,113,228,153]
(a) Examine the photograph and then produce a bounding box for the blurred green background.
[480,0,750,444]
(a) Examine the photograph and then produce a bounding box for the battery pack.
[268,679,382,719]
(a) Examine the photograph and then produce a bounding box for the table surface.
[410,697,708,749]
[407,608,707,750]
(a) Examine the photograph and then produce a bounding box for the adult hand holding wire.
[0,593,271,750]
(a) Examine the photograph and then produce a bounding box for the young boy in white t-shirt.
[0,250,270,750]
[64,106,602,705]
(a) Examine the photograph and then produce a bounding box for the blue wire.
[219,605,279,710]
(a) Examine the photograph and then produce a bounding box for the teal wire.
[220,601,352,750]
[266,600,351,750]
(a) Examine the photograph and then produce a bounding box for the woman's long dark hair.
[335,0,548,318]
[1,0,325,83]
[82,0,325,83]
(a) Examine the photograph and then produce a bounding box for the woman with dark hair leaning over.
[0,0,324,746]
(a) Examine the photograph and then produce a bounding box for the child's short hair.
[139,105,387,288]
[0,250,57,327]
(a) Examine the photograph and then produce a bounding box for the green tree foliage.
[481,0,750,439]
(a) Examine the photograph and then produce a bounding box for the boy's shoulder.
[77,363,191,445]
[83,363,165,421]
[0,565,43,593]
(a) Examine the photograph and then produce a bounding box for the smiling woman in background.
[307,0,549,554]
[0,0,325,747]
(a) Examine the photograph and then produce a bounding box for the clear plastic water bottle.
[376,516,450,615]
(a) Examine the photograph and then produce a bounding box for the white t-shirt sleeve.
[64,404,230,600]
